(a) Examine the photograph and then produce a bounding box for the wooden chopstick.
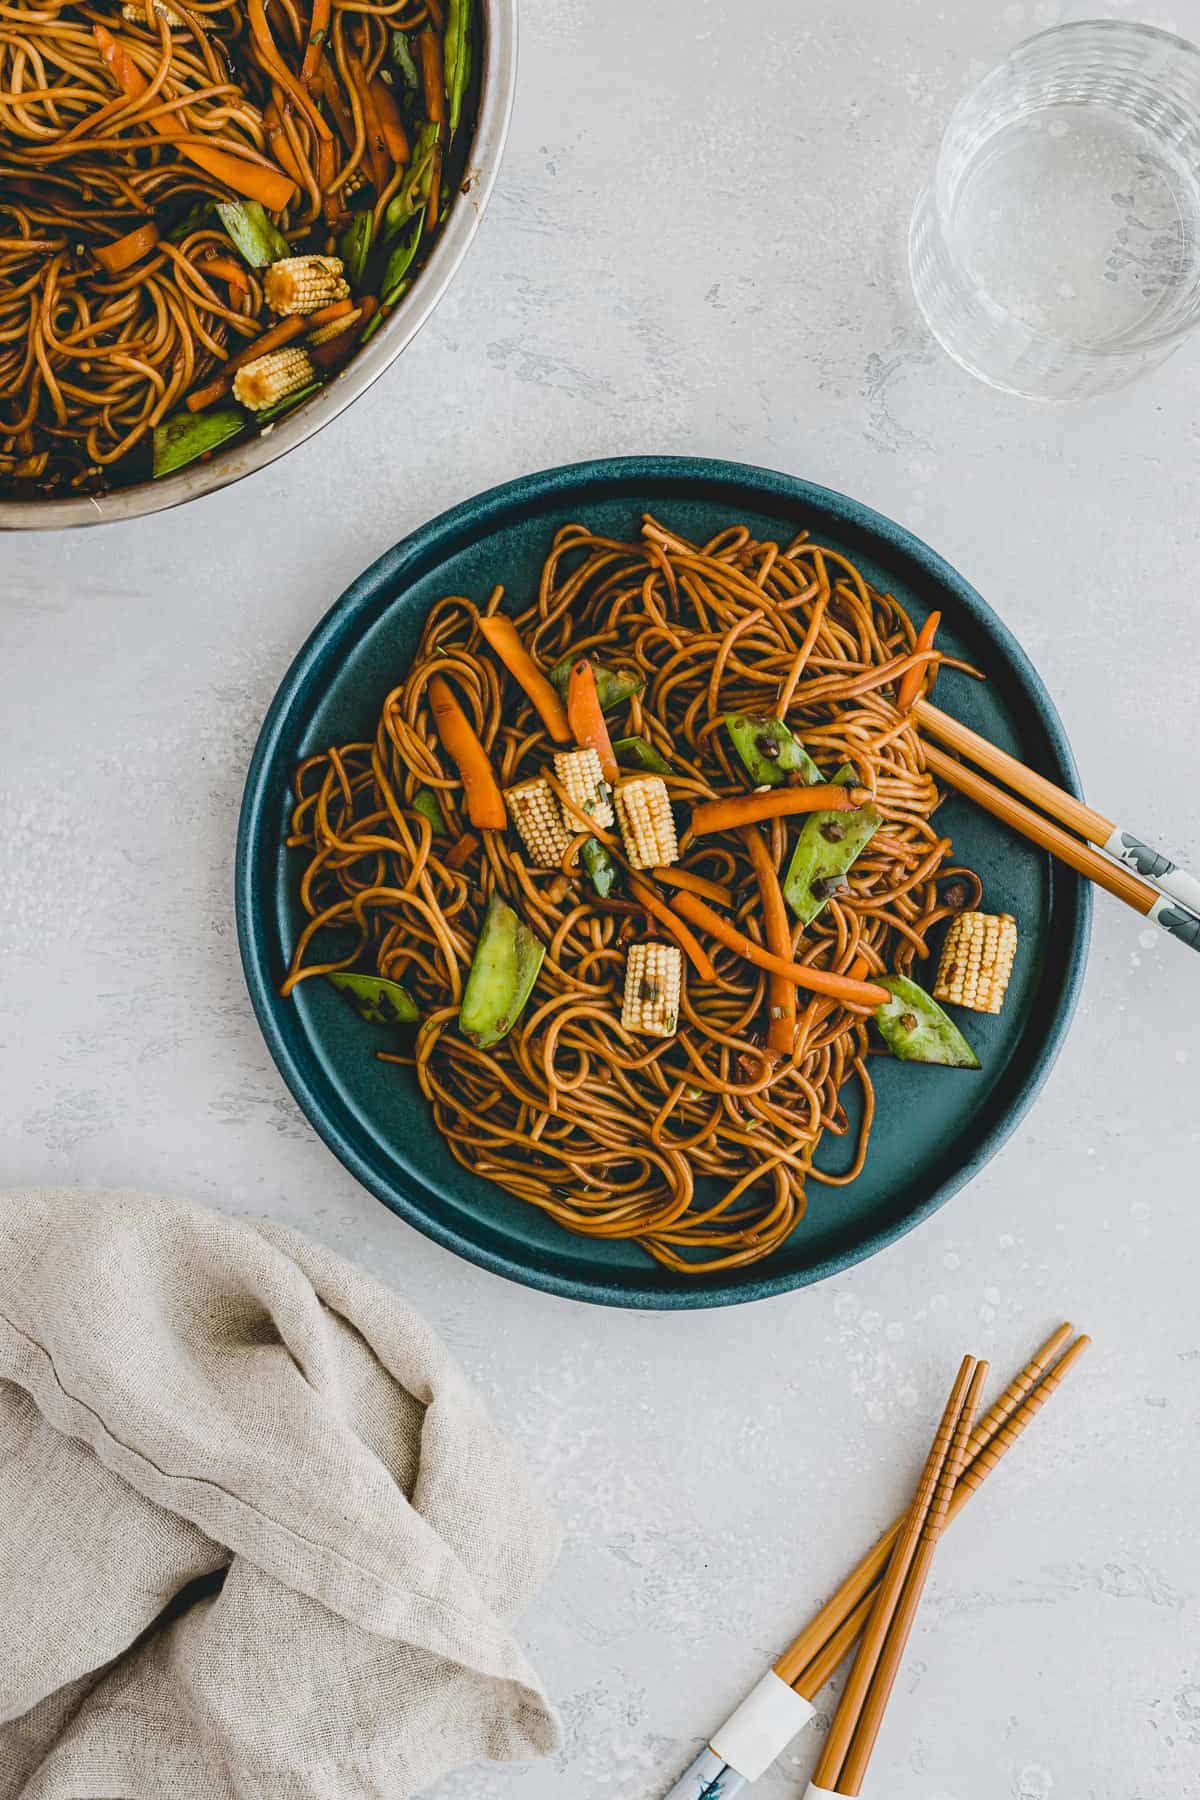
[923,741,1165,913]
[835,1360,990,1796]
[918,699,1200,934]
[808,1355,978,1794]
[792,1332,1090,1702]
[776,1323,1074,1689]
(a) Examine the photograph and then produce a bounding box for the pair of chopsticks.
[662,1324,1090,1800]
[807,1354,986,1797]
[915,698,1200,952]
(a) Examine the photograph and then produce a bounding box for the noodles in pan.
[283,516,985,1274]
[1,0,472,494]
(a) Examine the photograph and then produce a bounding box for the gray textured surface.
[3,3,1200,1797]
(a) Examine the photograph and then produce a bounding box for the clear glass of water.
[910,20,1200,400]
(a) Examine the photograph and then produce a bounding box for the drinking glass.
[910,20,1200,400]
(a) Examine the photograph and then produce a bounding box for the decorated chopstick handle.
[661,1746,739,1800]
[661,1676,817,1797]
[1103,828,1200,945]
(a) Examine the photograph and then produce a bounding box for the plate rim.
[235,455,1092,1309]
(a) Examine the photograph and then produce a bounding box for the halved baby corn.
[622,941,682,1037]
[555,747,614,829]
[263,254,350,317]
[615,776,678,870]
[933,910,1018,1014]
[505,778,573,866]
[232,345,316,411]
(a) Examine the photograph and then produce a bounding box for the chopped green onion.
[380,214,423,307]
[255,380,322,424]
[390,28,420,87]
[338,209,374,287]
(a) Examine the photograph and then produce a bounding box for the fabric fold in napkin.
[0,1188,561,1799]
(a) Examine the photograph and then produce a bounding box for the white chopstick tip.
[805,1786,843,1799]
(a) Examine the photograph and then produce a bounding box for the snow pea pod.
[215,199,289,267]
[459,894,545,1048]
[613,735,670,774]
[549,654,644,712]
[724,712,822,787]
[783,763,881,925]
[152,408,243,477]
[413,787,447,834]
[874,975,979,1068]
[327,970,419,1026]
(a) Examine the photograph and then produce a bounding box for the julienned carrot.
[200,254,250,296]
[444,830,479,869]
[628,877,717,982]
[370,74,411,164]
[567,659,619,782]
[743,827,796,1053]
[690,783,871,837]
[649,867,734,909]
[246,0,332,142]
[419,26,445,123]
[897,610,941,711]
[353,60,390,190]
[427,675,506,830]
[300,0,330,81]
[93,25,295,211]
[477,615,570,743]
[184,301,354,411]
[94,220,159,272]
[263,99,307,188]
[669,888,890,1009]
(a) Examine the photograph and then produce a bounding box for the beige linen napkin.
[0,1189,561,1799]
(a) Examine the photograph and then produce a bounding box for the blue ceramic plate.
[236,458,1090,1309]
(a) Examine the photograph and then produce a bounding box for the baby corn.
[554,747,614,829]
[121,0,184,24]
[505,778,572,866]
[309,306,362,346]
[621,942,682,1037]
[232,345,315,411]
[263,255,349,317]
[933,910,1018,1014]
[614,776,678,870]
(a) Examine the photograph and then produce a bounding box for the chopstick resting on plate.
[913,700,1200,951]
[660,1325,1090,1800]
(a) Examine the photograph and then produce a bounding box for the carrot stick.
[308,296,375,368]
[427,675,506,830]
[246,0,332,142]
[627,877,717,982]
[419,26,445,123]
[353,60,391,190]
[263,99,307,188]
[743,827,796,1053]
[185,301,355,410]
[689,783,871,837]
[669,888,890,1008]
[477,615,570,743]
[898,610,941,711]
[444,830,479,869]
[566,659,619,782]
[649,867,734,908]
[94,220,159,272]
[200,253,250,296]
[93,25,295,211]
[370,74,411,164]
[300,0,331,82]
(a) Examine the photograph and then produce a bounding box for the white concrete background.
[3,2,1200,1796]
